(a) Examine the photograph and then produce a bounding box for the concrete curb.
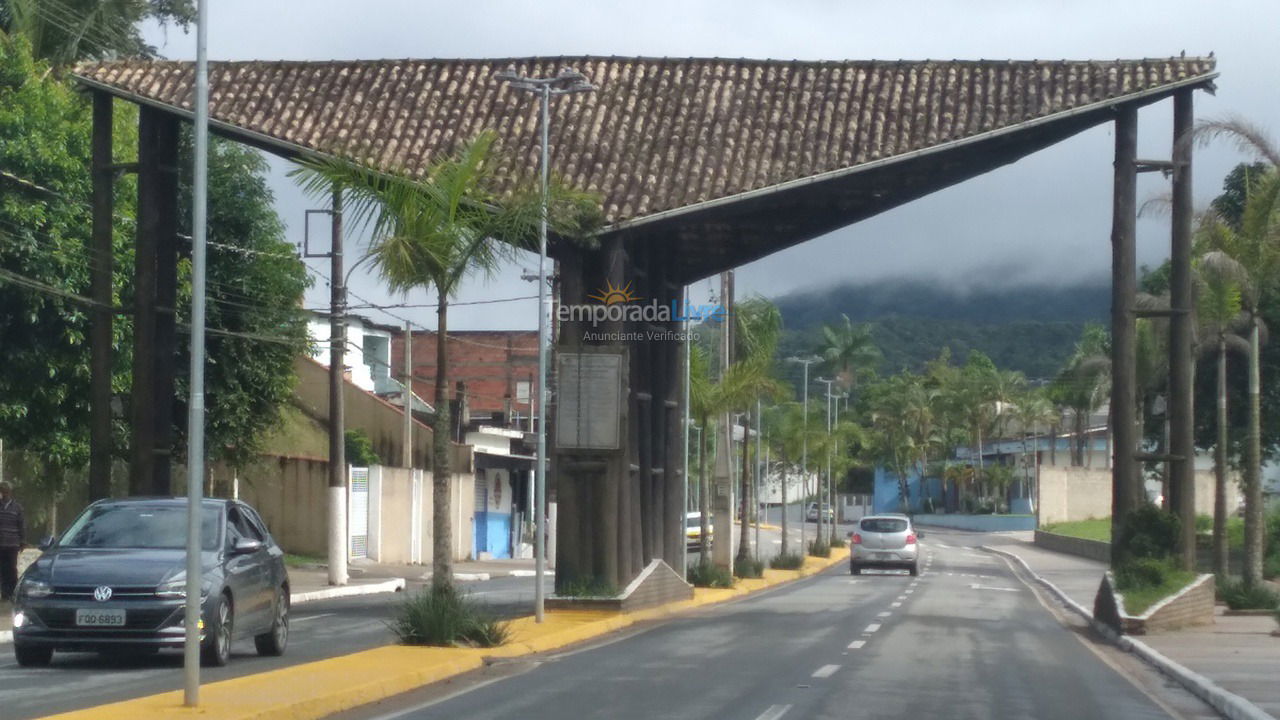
[41,550,849,720]
[291,578,406,605]
[982,545,1276,720]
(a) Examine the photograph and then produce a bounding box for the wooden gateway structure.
[74,56,1218,589]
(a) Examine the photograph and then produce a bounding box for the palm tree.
[1011,391,1056,506]
[1049,325,1110,467]
[1194,249,1250,576]
[293,131,593,591]
[765,402,810,557]
[688,345,716,565]
[817,314,881,404]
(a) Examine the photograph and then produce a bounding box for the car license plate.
[874,552,889,560]
[76,608,126,627]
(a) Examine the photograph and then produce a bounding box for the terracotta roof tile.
[74,56,1215,226]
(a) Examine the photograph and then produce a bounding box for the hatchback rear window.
[860,518,908,533]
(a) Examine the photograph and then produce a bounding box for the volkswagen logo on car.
[93,586,113,602]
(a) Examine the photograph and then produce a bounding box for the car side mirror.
[231,538,264,555]
[37,535,56,551]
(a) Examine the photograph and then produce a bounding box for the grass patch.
[807,540,831,558]
[769,552,805,570]
[1113,558,1196,616]
[389,585,509,648]
[686,560,734,588]
[733,558,765,579]
[284,554,325,568]
[1042,518,1111,542]
[829,536,847,548]
[555,576,620,598]
[1218,577,1280,611]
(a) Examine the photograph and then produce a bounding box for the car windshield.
[861,518,908,533]
[59,504,223,550]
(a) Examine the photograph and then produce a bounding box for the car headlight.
[157,576,210,599]
[19,578,51,599]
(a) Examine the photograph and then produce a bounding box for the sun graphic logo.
[587,280,642,306]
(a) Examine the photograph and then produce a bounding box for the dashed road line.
[847,640,866,649]
[864,623,881,633]
[755,704,792,720]
[890,601,902,608]
[812,664,841,678]
[876,611,892,617]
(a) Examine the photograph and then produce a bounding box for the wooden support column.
[130,107,177,495]
[1110,106,1139,565]
[150,113,180,496]
[89,91,114,501]
[1168,89,1197,571]
[662,274,686,566]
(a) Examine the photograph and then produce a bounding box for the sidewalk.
[985,535,1280,720]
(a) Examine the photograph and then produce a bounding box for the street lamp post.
[786,356,820,553]
[495,67,595,623]
[816,378,834,546]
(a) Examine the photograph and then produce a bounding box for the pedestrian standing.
[0,480,24,602]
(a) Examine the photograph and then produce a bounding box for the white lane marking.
[812,664,841,678]
[877,611,892,617]
[291,612,337,623]
[755,705,792,720]
[970,584,1019,593]
[905,589,914,595]
[864,623,881,633]
[890,602,902,608]
[896,595,907,600]
[847,640,866,649]
[847,579,860,584]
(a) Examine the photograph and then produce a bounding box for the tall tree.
[817,313,880,401]
[0,0,193,66]
[296,132,599,590]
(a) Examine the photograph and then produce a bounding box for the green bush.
[686,560,734,588]
[556,576,619,598]
[807,540,831,558]
[1195,514,1213,534]
[1118,505,1180,560]
[769,552,805,570]
[829,536,847,548]
[390,585,509,648]
[733,558,765,579]
[1218,577,1280,611]
[1114,558,1170,591]
[1264,553,1280,581]
[344,429,380,467]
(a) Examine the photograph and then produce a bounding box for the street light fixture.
[496,66,595,624]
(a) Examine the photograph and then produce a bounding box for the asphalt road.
[331,530,1221,720]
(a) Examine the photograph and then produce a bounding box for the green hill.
[772,278,1109,380]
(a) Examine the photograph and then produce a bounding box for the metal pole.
[535,84,550,623]
[801,361,809,552]
[1109,107,1138,565]
[1169,90,1196,571]
[682,285,691,575]
[183,0,209,704]
[754,397,761,559]
[327,185,348,586]
[402,322,413,469]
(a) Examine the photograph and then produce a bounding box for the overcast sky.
[142,0,1278,331]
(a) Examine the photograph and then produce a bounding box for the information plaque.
[555,352,623,450]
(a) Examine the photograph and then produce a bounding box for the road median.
[43,549,848,720]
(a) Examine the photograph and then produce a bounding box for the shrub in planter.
[390,585,509,648]
[829,536,846,548]
[1118,505,1180,560]
[770,552,805,570]
[556,576,620,598]
[687,560,734,588]
[1219,577,1280,611]
[807,540,831,558]
[733,558,765,579]
[1114,558,1170,591]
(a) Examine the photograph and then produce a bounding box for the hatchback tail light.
[906,533,917,545]
[852,533,862,545]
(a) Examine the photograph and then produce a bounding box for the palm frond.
[1193,117,1280,168]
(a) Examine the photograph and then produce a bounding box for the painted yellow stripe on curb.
[44,548,848,720]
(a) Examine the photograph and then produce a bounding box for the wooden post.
[150,113,179,496]
[89,91,114,501]
[1110,106,1139,565]
[1168,89,1197,571]
[129,107,176,495]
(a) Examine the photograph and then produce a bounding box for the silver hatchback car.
[850,515,922,576]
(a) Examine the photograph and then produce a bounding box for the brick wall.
[546,559,694,612]
[392,330,538,415]
[1097,572,1215,635]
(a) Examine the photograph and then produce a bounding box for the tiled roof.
[74,56,1216,226]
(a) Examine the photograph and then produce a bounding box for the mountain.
[771,278,1110,380]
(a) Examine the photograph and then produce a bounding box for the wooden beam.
[1110,107,1139,565]
[89,91,114,501]
[1168,89,1197,571]
[150,112,180,496]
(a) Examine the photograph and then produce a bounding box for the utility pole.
[328,187,348,586]
[182,0,209,703]
[402,322,413,469]
[816,378,834,546]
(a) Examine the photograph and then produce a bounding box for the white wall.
[306,314,391,394]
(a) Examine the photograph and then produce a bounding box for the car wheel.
[850,564,861,575]
[909,563,919,577]
[254,587,289,657]
[14,643,53,667]
[201,593,233,667]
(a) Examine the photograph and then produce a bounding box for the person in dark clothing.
[0,480,24,601]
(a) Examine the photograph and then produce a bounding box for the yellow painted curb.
[44,548,848,720]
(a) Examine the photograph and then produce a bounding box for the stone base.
[1095,572,1215,635]
[546,559,693,613]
